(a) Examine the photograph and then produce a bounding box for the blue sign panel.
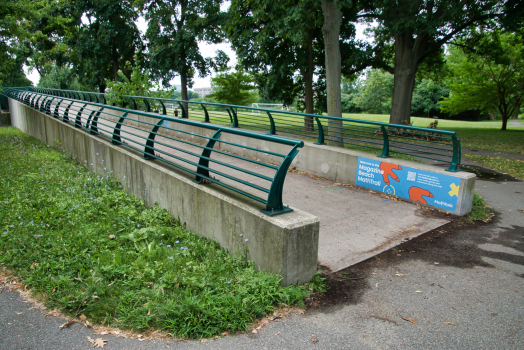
[355,157,460,211]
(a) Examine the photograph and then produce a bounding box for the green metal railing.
[6,88,304,216]
[26,87,461,171]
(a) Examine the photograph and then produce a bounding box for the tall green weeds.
[0,127,312,339]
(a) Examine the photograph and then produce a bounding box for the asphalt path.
[1,148,523,349]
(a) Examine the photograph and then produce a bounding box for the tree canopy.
[207,68,258,106]
[440,30,524,130]
[348,0,505,124]
[138,0,227,103]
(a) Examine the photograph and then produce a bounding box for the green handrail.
[24,86,462,172]
[10,89,303,215]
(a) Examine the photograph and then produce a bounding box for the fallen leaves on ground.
[311,336,319,343]
[402,317,418,324]
[87,337,107,348]
[444,322,457,326]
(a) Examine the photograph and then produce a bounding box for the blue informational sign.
[164,120,169,127]
[355,157,460,211]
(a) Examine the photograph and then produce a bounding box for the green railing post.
[159,100,166,115]
[230,108,239,128]
[378,125,390,158]
[194,130,222,183]
[63,101,74,122]
[314,117,325,145]
[75,103,87,128]
[201,103,209,122]
[53,99,63,118]
[447,135,460,172]
[112,112,128,145]
[39,96,48,112]
[266,111,276,135]
[130,97,137,110]
[143,98,150,112]
[144,118,164,159]
[90,107,104,135]
[261,144,299,215]
[177,101,187,118]
[45,97,55,114]
[86,110,96,130]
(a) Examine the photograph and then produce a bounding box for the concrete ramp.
[282,173,449,272]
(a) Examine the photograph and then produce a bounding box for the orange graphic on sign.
[408,187,434,204]
[380,162,402,186]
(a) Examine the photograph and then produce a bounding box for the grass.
[340,113,524,155]
[464,154,524,180]
[466,193,494,222]
[0,127,317,339]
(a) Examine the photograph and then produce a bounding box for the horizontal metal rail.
[6,88,304,216]
[26,86,461,171]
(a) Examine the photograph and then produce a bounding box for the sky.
[24,7,368,90]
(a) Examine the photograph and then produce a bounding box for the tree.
[0,0,32,88]
[411,79,449,118]
[25,0,143,92]
[351,0,504,124]
[105,53,175,106]
[227,0,324,118]
[439,31,524,131]
[341,76,362,113]
[321,0,343,146]
[37,65,84,90]
[138,0,227,106]
[72,0,142,92]
[354,69,394,114]
[207,68,258,106]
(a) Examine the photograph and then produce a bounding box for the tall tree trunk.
[321,0,344,147]
[390,31,428,125]
[501,113,508,130]
[304,33,315,132]
[180,66,189,118]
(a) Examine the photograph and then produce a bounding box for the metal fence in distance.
[27,87,461,172]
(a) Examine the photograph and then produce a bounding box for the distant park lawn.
[342,113,524,155]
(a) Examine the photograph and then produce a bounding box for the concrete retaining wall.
[29,100,476,215]
[8,98,320,286]
[142,117,476,216]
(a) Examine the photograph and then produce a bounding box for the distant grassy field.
[161,108,523,155]
[341,114,524,155]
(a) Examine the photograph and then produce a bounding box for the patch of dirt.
[305,208,503,310]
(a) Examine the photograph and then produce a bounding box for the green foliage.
[354,69,394,114]
[138,0,227,99]
[105,53,175,105]
[440,30,524,130]
[411,79,449,118]
[341,76,362,113]
[466,193,493,222]
[0,127,312,339]
[208,68,259,106]
[0,0,33,87]
[37,65,84,90]
[25,0,143,92]
[351,0,504,123]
